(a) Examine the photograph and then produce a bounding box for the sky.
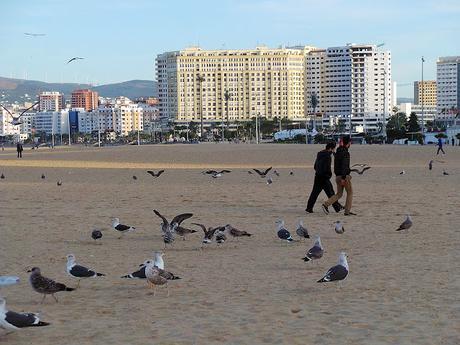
[0,0,459,97]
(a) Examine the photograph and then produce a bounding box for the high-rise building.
[156,46,315,124]
[318,44,392,134]
[39,91,65,111]
[32,110,69,135]
[71,89,99,111]
[436,56,460,122]
[414,81,437,106]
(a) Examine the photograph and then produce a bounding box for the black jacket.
[334,146,350,179]
[314,150,332,178]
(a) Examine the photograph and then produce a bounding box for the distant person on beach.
[437,137,445,155]
[306,141,343,213]
[322,136,355,216]
[16,143,23,158]
[452,138,455,146]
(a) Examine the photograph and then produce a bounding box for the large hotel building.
[157,44,392,133]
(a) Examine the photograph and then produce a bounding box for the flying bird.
[66,254,105,287]
[276,219,293,242]
[295,220,309,240]
[147,170,165,178]
[192,223,219,245]
[202,169,231,178]
[302,236,324,262]
[253,167,272,178]
[351,166,371,175]
[334,221,345,234]
[153,210,193,248]
[317,252,349,283]
[396,214,412,231]
[112,218,136,238]
[91,229,102,241]
[67,57,84,64]
[28,267,75,303]
[0,102,39,126]
[399,170,406,175]
[351,163,368,168]
[0,298,50,332]
[266,176,273,185]
[132,175,138,180]
[24,32,46,37]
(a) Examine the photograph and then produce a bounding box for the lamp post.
[196,74,205,140]
[224,89,231,142]
[421,56,425,144]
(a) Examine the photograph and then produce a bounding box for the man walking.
[436,137,445,155]
[322,136,355,216]
[16,142,23,158]
[306,142,342,213]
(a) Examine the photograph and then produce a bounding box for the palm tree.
[310,92,319,131]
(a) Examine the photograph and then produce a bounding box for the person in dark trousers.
[322,136,355,216]
[451,137,455,147]
[437,137,445,155]
[16,143,23,158]
[306,142,343,213]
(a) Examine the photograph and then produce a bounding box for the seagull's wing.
[156,170,165,177]
[172,213,193,226]
[263,167,273,175]
[67,57,76,64]
[253,169,263,176]
[204,170,218,174]
[153,209,169,226]
[19,101,39,118]
[147,170,155,176]
[191,223,207,233]
[70,265,96,278]
[0,104,13,117]
[220,170,231,174]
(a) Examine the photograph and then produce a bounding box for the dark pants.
[17,151,22,158]
[306,175,342,212]
[437,146,445,155]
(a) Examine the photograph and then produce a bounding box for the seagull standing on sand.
[112,218,136,238]
[28,267,75,303]
[121,259,180,281]
[66,254,105,287]
[396,214,412,231]
[317,252,349,283]
[0,297,50,332]
[0,174,4,179]
[295,220,310,240]
[276,219,293,242]
[145,261,169,296]
[153,210,193,248]
[334,221,345,234]
[224,224,252,239]
[41,173,45,179]
[192,223,218,245]
[0,276,20,287]
[302,236,324,262]
[91,229,102,241]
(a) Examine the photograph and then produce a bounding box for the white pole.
[421,56,425,144]
[51,114,55,148]
[68,112,71,146]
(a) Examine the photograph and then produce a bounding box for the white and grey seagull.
[112,218,136,238]
[302,236,324,262]
[276,219,293,242]
[0,297,50,332]
[334,220,345,234]
[153,210,193,248]
[295,220,310,240]
[317,252,349,283]
[396,214,412,231]
[66,254,105,287]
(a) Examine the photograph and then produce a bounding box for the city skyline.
[1,0,459,97]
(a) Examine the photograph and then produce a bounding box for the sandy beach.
[0,143,459,345]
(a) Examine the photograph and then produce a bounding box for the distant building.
[437,56,460,123]
[71,89,99,111]
[0,107,20,137]
[32,111,69,135]
[39,91,65,111]
[414,81,437,106]
[398,102,436,126]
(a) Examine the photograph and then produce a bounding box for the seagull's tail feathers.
[241,232,252,237]
[64,286,75,291]
[120,274,133,279]
[302,256,312,262]
[33,321,51,327]
[317,276,328,283]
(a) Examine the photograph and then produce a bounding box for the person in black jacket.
[322,136,355,216]
[16,142,23,158]
[305,142,343,213]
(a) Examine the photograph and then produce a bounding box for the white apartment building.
[305,49,325,115]
[437,56,460,122]
[156,46,314,125]
[398,103,436,126]
[0,108,20,137]
[32,111,69,135]
[319,44,392,134]
[39,91,65,111]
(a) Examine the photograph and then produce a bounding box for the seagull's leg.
[40,294,46,304]
[52,294,59,303]
[77,280,81,288]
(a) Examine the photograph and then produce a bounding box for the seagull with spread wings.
[253,167,272,178]
[67,57,84,64]
[153,209,193,248]
[0,102,39,126]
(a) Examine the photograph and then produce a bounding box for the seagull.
[443,170,449,176]
[351,163,368,168]
[396,214,412,231]
[273,170,280,177]
[334,221,345,234]
[132,175,138,180]
[351,166,371,175]
[112,218,136,238]
[302,236,324,262]
[0,174,4,179]
[174,225,197,240]
[215,227,227,244]
[428,160,433,170]
[0,102,39,126]
[266,176,273,185]
[28,267,75,303]
[145,261,169,296]
[147,170,164,178]
[41,174,45,179]
[192,223,218,245]
[66,254,105,287]
[399,170,406,175]
[24,32,46,37]
[153,210,193,248]
[0,297,50,332]
[67,57,84,64]
[317,252,349,283]
[289,171,294,176]
[91,229,102,241]
[276,219,293,242]
[0,276,20,287]
[295,220,309,240]
[202,169,231,175]
[253,167,272,178]
[224,224,252,239]
[57,180,62,186]
[247,171,253,175]
[121,259,180,281]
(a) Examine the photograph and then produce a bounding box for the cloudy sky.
[1,0,459,97]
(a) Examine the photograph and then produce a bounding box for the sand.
[0,143,459,345]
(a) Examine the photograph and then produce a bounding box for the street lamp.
[196,74,205,140]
